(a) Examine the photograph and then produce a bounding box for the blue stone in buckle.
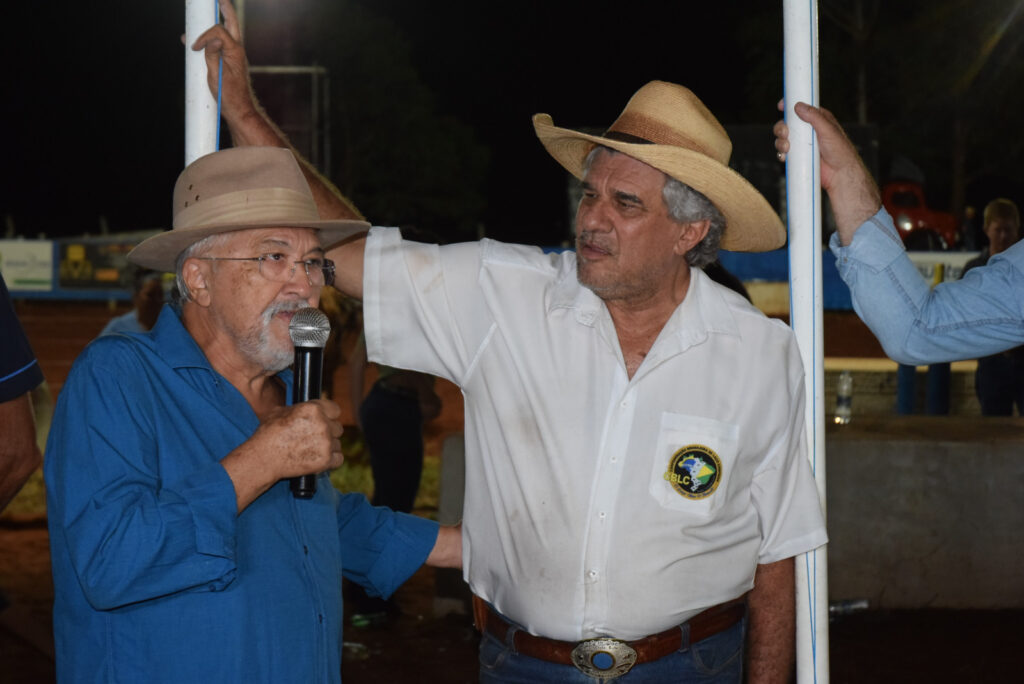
[570,638,638,679]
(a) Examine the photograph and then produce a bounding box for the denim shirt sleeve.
[830,207,1024,364]
[336,492,439,598]
[45,342,239,611]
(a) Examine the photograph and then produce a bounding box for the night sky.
[1,1,781,246]
[5,2,1018,247]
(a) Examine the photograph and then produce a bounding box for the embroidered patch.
[663,445,722,500]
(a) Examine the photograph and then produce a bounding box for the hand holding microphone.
[288,307,333,499]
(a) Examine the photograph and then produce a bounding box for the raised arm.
[191,0,367,297]
[774,101,881,244]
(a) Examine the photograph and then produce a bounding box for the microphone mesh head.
[288,307,331,348]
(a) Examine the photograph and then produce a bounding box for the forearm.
[224,103,364,221]
[425,524,462,568]
[0,395,41,510]
[835,210,1024,363]
[52,460,239,610]
[746,558,795,684]
[194,2,363,222]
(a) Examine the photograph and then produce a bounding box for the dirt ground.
[2,524,1020,684]
[3,302,1021,682]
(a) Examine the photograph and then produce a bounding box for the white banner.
[0,240,54,291]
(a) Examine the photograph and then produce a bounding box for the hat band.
[606,112,727,163]
[173,188,321,229]
[603,131,653,145]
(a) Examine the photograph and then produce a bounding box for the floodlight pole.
[783,1,830,682]
[185,0,219,165]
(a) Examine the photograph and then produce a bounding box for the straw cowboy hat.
[533,81,785,252]
[129,146,369,272]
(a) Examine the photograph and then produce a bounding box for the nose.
[282,261,319,300]
[576,196,610,235]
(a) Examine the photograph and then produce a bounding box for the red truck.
[881,181,960,250]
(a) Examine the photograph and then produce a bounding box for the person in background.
[347,329,441,626]
[0,271,53,659]
[98,267,165,336]
[963,199,1024,414]
[0,273,42,510]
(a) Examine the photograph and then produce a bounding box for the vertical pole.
[185,0,219,166]
[782,1,830,682]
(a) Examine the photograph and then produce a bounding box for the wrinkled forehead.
[221,226,323,253]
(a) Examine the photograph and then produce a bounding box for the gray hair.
[583,146,725,267]
[174,232,233,302]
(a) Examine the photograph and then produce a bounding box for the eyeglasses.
[197,253,336,287]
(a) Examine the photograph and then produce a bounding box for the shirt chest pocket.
[647,413,739,516]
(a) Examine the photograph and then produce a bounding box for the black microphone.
[288,307,331,499]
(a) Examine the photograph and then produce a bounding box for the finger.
[192,24,229,51]
[314,398,342,419]
[776,98,784,112]
[219,0,242,42]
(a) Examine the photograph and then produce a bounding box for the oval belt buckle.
[570,638,638,679]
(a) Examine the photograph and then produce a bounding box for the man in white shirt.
[351,83,825,684]
[197,9,826,681]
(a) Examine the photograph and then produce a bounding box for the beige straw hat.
[533,81,785,252]
[129,147,369,272]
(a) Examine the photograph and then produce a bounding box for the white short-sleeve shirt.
[363,228,827,641]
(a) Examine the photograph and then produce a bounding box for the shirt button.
[587,570,599,579]
[598,512,606,520]
[303,545,309,555]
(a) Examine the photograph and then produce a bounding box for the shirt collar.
[548,258,741,345]
[147,305,295,389]
[147,305,211,369]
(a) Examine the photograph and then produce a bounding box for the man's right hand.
[773,101,882,245]
[222,399,344,512]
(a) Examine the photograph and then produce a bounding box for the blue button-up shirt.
[831,207,1024,364]
[45,306,438,682]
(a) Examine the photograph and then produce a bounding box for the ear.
[673,219,711,257]
[182,258,213,307]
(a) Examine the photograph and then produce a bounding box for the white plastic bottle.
[834,370,853,425]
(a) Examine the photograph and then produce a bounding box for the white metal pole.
[782,1,830,682]
[185,0,219,166]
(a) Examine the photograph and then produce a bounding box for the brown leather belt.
[473,594,746,676]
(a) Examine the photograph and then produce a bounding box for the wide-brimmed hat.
[533,81,784,252]
[128,146,369,272]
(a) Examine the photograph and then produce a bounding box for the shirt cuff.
[364,513,440,599]
[830,207,906,274]
[179,462,239,563]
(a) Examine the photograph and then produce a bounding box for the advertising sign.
[0,240,54,291]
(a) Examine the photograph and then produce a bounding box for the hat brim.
[533,114,785,253]
[127,219,370,273]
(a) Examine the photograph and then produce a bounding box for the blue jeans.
[478,617,745,683]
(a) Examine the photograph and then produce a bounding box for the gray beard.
[238,300,305,373]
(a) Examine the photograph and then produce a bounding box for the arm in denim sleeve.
[45,345,239,611]
[336,492,439,598]
[831,208,1024,364]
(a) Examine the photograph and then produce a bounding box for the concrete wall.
[825,416,1024,608]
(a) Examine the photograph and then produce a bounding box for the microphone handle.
[290,345,324,499]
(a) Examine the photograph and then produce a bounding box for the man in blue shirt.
[44,146,461,682]
[775,103,1024,364]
